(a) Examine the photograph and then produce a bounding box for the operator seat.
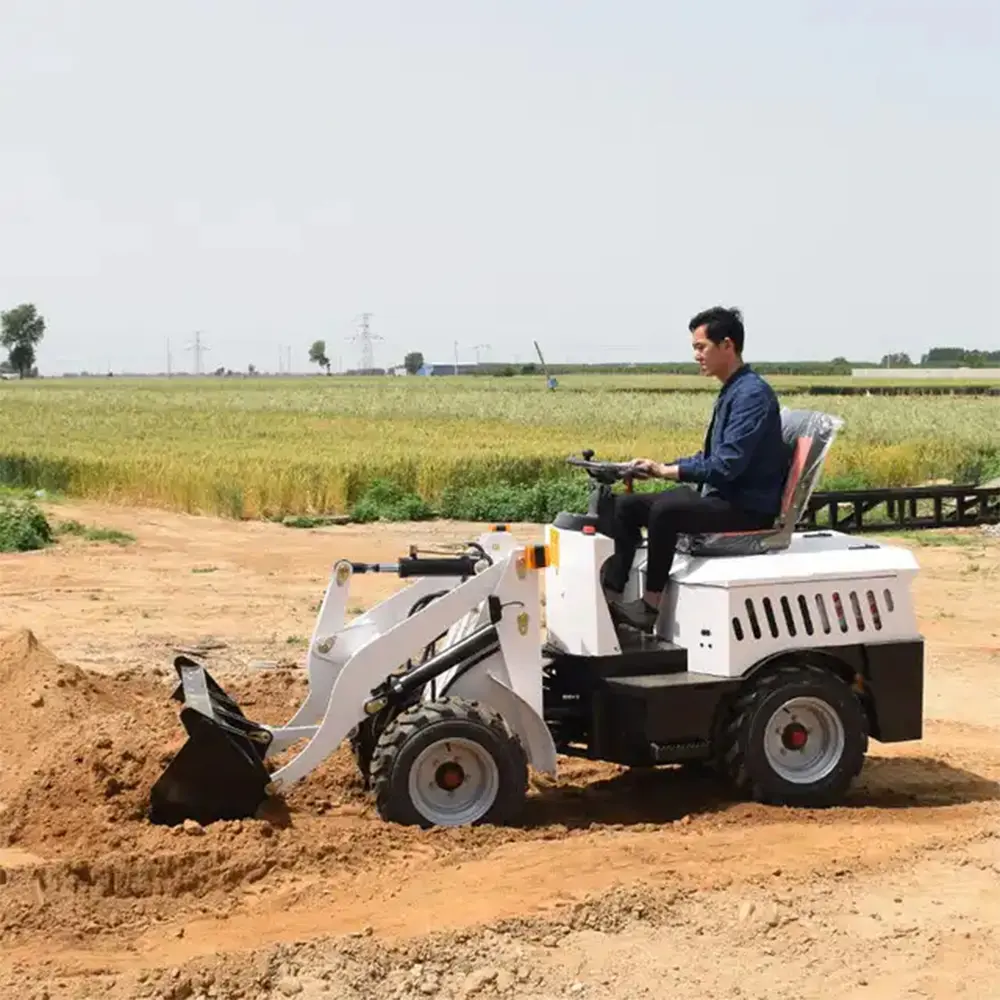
[674,408,843,557]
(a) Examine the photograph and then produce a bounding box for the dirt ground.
[1,499,998,1000]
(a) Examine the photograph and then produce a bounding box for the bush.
[438,479,590,522]
[349,478,434,523]
[0,496,53,552]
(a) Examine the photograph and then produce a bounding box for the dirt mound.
[0,629,141,796]
[0,634,181,851]
[1,705,182,854]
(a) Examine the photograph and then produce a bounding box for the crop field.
[1,374,998,520]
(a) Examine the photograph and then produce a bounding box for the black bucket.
[149,656,274,827]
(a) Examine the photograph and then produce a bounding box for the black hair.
[688,306,744,354]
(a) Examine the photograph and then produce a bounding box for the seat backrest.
[774,408,843,531]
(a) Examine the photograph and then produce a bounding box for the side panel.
[861,639,925,742]
[591,674,740,764]
[544,526,622,656]
[660,584,731,671]
[685,572,922,679]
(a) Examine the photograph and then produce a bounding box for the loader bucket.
[149,656,274,827]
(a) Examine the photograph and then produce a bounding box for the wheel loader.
[149,408,925,829]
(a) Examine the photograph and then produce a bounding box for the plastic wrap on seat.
[676,408,844,557]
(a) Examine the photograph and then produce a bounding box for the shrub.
[0,497,53,552]
[350,479,434,523]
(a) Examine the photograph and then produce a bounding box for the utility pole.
[348,313,382,372]
[186,331,208,375]
[473,343,491,365]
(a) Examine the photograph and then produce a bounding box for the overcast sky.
[1,1,996,374]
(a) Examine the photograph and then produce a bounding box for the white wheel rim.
[408,737,500,826]
[763,696,846,784]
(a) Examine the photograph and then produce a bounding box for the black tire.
[719,661,868,808]
[370,697,528,828]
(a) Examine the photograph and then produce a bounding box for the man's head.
[689,306,745,381]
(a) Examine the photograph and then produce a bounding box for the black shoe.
[610,598,659,632]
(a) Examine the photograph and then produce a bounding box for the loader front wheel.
[370,698,528,828]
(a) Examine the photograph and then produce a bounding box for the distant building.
[417,362,479,376]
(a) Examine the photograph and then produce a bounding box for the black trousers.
[603,486,775,593]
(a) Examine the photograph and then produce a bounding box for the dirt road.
[1,500,998,999]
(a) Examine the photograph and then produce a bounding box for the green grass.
[55,519,136,545]
[0,375,997,521]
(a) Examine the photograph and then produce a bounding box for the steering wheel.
[566,450,643,490]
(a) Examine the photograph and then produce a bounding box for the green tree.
[880,352,912,367]
[404,351,424,374]
[309,339,331,374]
[1,303,45,378]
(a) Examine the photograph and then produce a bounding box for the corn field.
[1,376,997,519]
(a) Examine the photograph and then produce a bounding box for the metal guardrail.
[800,485,1000,533]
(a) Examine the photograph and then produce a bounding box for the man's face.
[691,325,733,378]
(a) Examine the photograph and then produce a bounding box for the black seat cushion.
[676,527,786,557]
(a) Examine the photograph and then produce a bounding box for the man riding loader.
[149,406,924,829]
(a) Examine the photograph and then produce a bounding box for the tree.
[880,352,912,367]
[309,339,331,374]
[404,351,424,374]
[1,303,45,378]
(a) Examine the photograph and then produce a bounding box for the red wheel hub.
[435,762,465,790]
[782,723,809,750]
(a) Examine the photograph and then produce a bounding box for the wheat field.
[1,375,997,519]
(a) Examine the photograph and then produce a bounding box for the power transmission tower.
[473,343,491,364]
[348,313,382,372]
[186,331,209,375]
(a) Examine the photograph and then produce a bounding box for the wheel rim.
[763,696,846,784]
[408,737,500,826]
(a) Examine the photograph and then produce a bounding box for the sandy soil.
[1,499,998,1000]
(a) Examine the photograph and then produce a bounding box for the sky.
[0,0,996,374]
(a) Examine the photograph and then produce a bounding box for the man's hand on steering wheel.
[626,458,680,481]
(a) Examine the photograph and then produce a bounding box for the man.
[605,306,789,631]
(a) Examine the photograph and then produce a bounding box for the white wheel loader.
[149,409,925,829]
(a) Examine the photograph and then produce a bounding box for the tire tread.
[719,661,867,807]
[370,697,528,827]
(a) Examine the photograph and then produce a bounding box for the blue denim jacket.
[676,365,786,517]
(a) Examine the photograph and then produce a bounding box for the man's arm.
[675,385,776,487]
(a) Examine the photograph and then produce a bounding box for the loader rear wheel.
[370,698,528,828]
[720,661,867,808]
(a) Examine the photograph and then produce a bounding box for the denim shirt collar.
[721,362,751,392]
